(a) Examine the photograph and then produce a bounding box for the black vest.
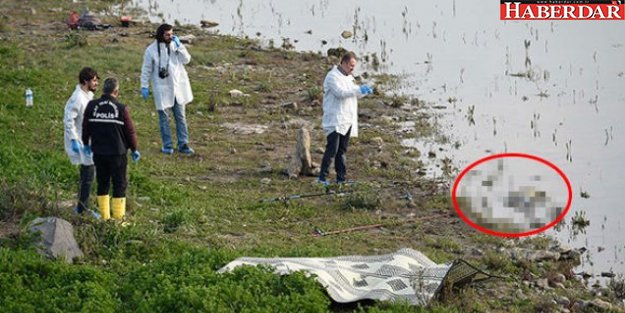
[84,95,129,155]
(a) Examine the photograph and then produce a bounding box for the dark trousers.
[76,164,95,212]
[319,128,351,182]
[93,154,128,198]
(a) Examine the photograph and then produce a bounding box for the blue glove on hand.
[141,87,149,100]
[83,145,93,157]
[172,35,181,48]
[71,139,81,153]
[359,85,373,95]
[131,150,141,162]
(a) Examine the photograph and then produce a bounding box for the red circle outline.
[451,153,573,237]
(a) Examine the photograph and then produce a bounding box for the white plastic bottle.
[25,88,33,107]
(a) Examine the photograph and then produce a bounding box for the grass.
[0,1,623,312]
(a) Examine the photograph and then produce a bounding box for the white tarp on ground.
[219,248,492,306]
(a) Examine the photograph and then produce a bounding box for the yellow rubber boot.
[97,195,111,220]
[112,197,126,220]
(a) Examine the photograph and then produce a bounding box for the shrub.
[306,86,323,102]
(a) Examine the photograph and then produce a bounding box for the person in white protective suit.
[317,51,373,186]
[140,23,194,155]
[63,67,100,218]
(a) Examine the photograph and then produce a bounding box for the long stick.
[312,214,440,237]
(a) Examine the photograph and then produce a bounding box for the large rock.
[28,217,83,263]
[286,127,318,178]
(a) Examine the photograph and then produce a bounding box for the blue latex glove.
[131,150,141,162]
[83,145,93,157]
[359,84,373,95]
[141,87,149,100]
[172,35,181,48]
[71,139,81,153]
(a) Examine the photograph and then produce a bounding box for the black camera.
[158,68,169,79]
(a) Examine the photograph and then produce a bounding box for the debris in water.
[341,30,353,39]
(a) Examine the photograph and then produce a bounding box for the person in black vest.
[82,77,141,220]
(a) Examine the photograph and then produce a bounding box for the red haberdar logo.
[500,1,625,20]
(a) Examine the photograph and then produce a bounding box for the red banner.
[500,2,625,20]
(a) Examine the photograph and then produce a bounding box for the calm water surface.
[132,0,625,279]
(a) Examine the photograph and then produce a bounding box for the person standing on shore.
[140,23,194,155]
[82,78,140,220]
[317,51,372,186]
[63,67,99,218]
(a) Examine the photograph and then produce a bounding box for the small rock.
[530,250,560,262]
[552,273,567,284]
[230,147,237,154]
[57,200,75,209]
[179,34,196,44]
[200,20,219,28]
[371,137,384,146]
[571,301,584,311]
[536,278,550,290]
[554,282,566,289]
[471,248,484,256]
[555,296,570,307]
[341,30,353,39]
[281,102,297,110]
[514,289,526,300]
[229,89,249,97]
[589,298,612,311]
[260,178,271,185]
[259,161,272,173]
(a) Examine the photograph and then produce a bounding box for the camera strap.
[157,42,170,74]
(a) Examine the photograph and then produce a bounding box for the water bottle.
[25,88,33,107]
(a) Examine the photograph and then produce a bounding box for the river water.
[130,0,625,280]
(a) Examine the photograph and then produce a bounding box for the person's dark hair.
[156,23,173,42]
[102,77,119,95]
[340,51,358,64]
[78,67,98,85]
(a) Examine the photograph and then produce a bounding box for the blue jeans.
[158,100,189,149]
[319,128,351,182]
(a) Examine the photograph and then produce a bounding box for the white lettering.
[593,6,606,19]
[607,5,622,19]
[562,5,575,19]
[579,5,593,18]
[522,5,536,19]
[95,112,117,119]
[505,2,522,19]
[538,5,550,18]
[551,6,562,18]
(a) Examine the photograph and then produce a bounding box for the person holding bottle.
[82,78,140,221]
[63,67,99,217]
[140,23,194,155]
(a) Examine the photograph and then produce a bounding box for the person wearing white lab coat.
[318,52,372,185]
[63,67,99,216]
[140,23,194,155]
